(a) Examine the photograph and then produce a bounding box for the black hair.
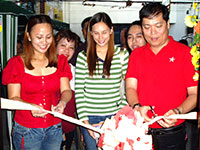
[125,20,142,39]
[179,39,188,46]
[17,40,23,45]
[55,29,80,50]
[139,2,169,23]
[125,20,142,54]
[81,16,92,29]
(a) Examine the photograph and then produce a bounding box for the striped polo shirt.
[75,46,129,121]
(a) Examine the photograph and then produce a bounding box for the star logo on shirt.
[169,57,175,62]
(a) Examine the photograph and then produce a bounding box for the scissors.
[149,105,157,118]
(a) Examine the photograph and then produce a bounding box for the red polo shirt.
[125,36,198,128]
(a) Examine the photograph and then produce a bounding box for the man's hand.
[157,109,178,128]
[137,105,153,122]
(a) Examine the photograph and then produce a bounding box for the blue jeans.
[81,115,113,150]
[13,122,63,150]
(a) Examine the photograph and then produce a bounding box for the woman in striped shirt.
[75,12,129,150]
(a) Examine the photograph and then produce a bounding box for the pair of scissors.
[149,105,157,118]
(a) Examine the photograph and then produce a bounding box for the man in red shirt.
[125,2,198,150]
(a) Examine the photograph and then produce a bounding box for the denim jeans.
[81,115,113,150]
[13,121,63,150]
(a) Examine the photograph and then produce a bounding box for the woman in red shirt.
[2,15,72,150]
[55,29,80,150]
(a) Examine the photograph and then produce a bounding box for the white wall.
[169,4,192,41]
[62,2,192,43]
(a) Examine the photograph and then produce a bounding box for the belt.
[148,123,185,135]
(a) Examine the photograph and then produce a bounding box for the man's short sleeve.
[125,50,139,79]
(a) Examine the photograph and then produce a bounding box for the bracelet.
[132,103,142,109]
[173,108,181,114]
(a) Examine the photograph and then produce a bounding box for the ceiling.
[17,0,198,3]
[82,0,197,2]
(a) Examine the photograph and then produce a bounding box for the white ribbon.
[1,97,197,134]
[144,112,197,127]
[1,98,103,134]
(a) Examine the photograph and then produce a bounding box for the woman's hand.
[51,100,66,114]
[31,104,48,118]
[88,129,96,140]
[83,120,96,139]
